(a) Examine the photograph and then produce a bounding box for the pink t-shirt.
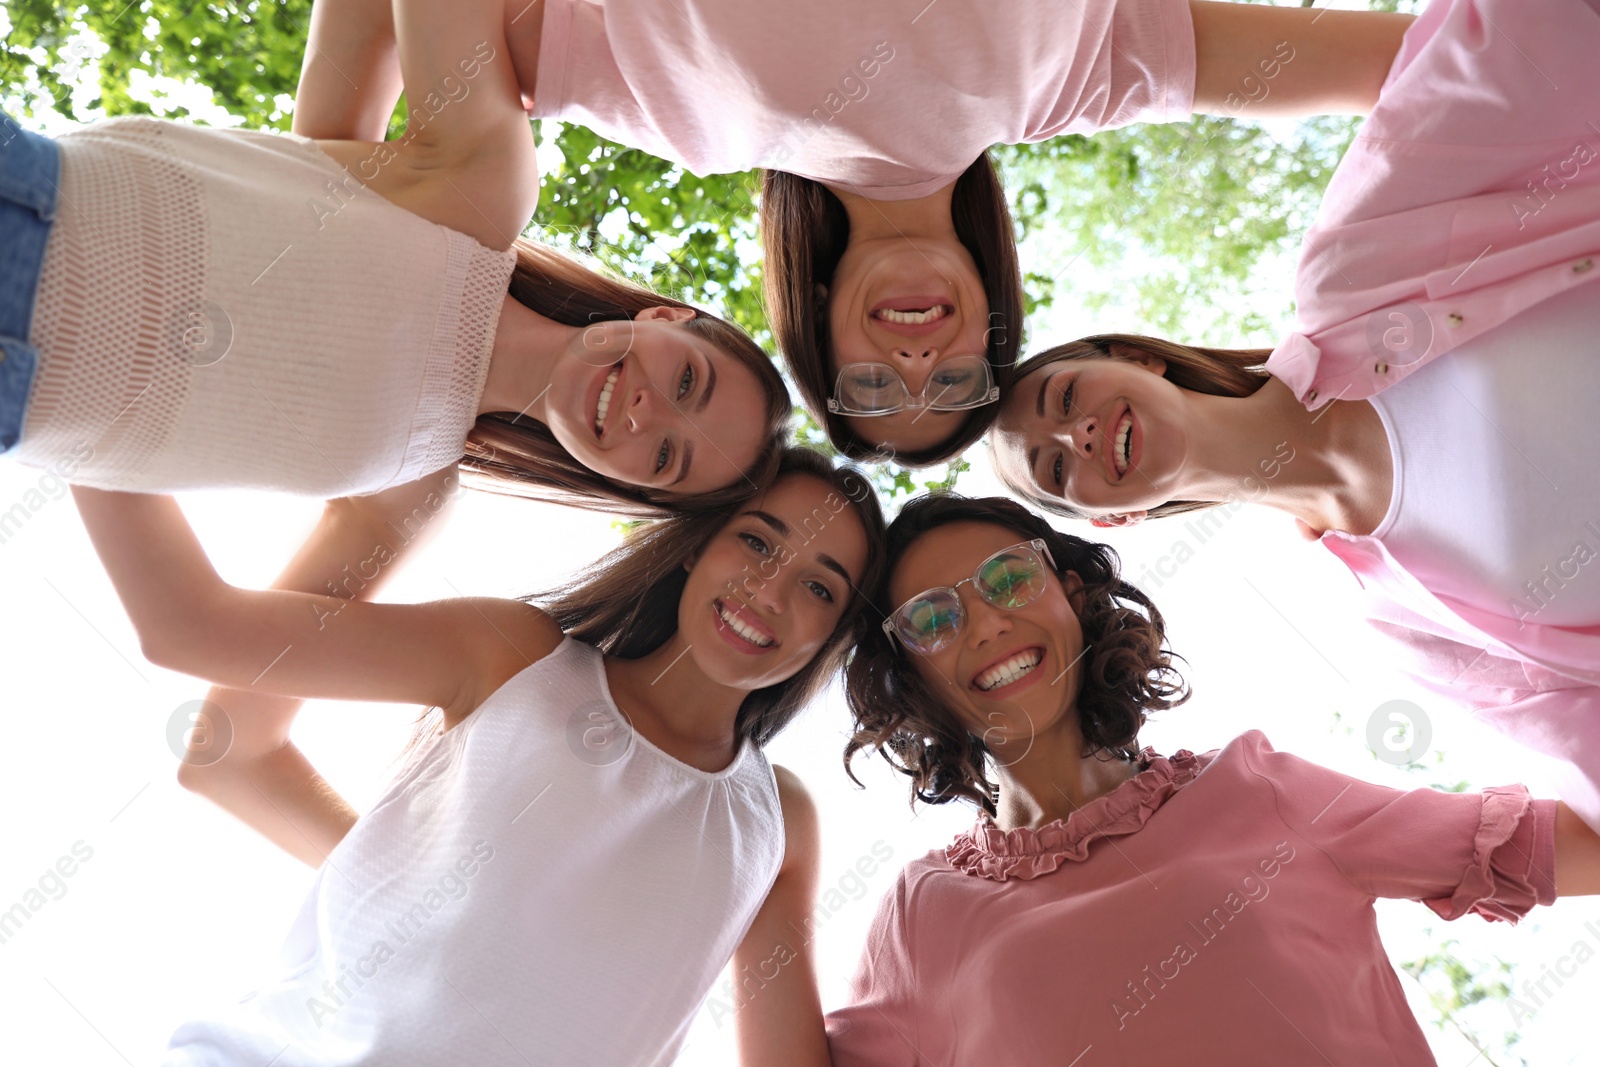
[825,731,1556,1065]
[531,0,1196,200]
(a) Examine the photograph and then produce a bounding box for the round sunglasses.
[882,539,1057,655]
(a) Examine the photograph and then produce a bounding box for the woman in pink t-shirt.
[305,0,1416,465]
[991,0,1600,836]
[738,492,1600,1064]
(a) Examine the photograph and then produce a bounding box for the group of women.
[6,0,1600,1061]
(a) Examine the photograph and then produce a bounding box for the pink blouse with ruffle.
[824,731,1556,1066]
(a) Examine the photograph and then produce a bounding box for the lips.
[713,599,778,655]
[971,646,1045,693]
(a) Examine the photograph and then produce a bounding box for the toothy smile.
[716,600,775,648]
[974,648,1043,691]
[872,305,950,326]
[1114,411,1133,476]
[594,362,622,436]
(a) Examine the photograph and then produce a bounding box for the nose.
[624,386,655,434]
[959,587,1011,650]
[887,345,939,394]
[1066,412,1098,459]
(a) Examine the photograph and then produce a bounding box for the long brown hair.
[999,333,1274,520]
[760,155,1025,467]
[844,493,1188,815]
[460,239,791,517]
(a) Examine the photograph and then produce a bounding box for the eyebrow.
[1035,373,1048,418]
[694,359,717,415]
[672,440,694,487]
[746,510,853,586]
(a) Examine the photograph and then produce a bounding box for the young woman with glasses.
[67,448,884,1065]
[736,492,1600,1064]
[990,0,1600,836]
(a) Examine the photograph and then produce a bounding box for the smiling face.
[993,354,1188,518]
[542,308,770,496]
[825,236,993,454]
[678,473,870,693]
[889,521,1086,755]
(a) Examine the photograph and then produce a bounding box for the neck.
[1177,377,1391,537]
[478,296,579,420]
[989,715,1141,831]
[824,181,960,243]
[604,634,750,773]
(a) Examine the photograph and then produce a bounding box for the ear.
[1104,343,1167,377]
[1061,570,1087,614]
[636,305,697,324]
[813,283,829,306]
[1089,511,1147,529]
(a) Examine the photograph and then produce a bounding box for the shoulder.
[770,764,822,877]
[446,601,567,729]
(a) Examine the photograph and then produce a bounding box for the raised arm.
[176,468,464,867]
[70,484,560,719]
[293,0,406,141]
[1190,1,1415,118]
[733,767,833,1067]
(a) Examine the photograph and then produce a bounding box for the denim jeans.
[0,111,60,453]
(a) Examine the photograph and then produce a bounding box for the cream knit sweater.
[16,117,517,496]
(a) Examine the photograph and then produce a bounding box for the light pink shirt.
[824,731,1556,1066]
[1265,0,1600,407]
[531,0,1196,200]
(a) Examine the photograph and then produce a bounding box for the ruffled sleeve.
[945,749,1202,882]
[1238,731,1558,923]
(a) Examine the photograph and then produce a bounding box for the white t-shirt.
[1370,282,1600,629]
[163,638,785,1067]
[532,0,1197,199]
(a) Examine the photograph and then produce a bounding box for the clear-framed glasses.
[827,355,999,416]
[882,539,1057,656]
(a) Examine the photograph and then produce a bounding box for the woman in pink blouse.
[992,0,1600,836]
[753,492,1600,1065]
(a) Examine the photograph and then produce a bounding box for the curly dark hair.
[843,493,1189,814]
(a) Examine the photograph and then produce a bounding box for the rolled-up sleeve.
[1239,731,1557,923]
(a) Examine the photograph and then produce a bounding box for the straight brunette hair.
[398,449,887,767]
[844,493,1188,815]
[999,334,1274,520]
[760,155,1025,467]
[461,239,791,517]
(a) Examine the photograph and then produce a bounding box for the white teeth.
[875,306,946,325]
[595,367,620,434]
[975,649,1043,692]
[718,603,774,647]
[1114,413,1132,475]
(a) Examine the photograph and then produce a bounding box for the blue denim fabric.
[0,112,60,454]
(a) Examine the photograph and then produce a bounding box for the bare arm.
[1555,801,1600,896]
[70,485,560,718]
[293,0,405,141]
[733,767,833,1067]
[1190,1,1415,119]
[176,468,462,867]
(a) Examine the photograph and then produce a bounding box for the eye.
[805,579,835,603]
[739,531,771,556]
[1052,453,1063,489]
[677,363,695,401]
[655,440,671,475]
[1060,381,1075,416]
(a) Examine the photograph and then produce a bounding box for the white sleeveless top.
[15,117,517,496]
[163,638,785,1066]
[1368,281,1600,628]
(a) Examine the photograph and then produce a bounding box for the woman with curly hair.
[738,492,1600,1064]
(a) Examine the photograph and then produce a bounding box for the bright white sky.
[1,8,1596,1066]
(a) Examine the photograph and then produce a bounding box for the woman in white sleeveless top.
[67,448,883,1065]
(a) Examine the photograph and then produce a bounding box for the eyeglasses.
[882,539,1057,655]
[827,355,1000,416]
